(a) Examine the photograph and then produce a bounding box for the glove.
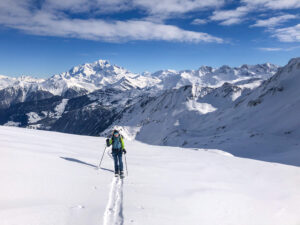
[123,149,127,154]
[106,138,110,147]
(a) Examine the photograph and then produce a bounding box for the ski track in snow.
[103,177,124,225]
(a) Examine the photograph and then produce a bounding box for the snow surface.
[0,126,299,225]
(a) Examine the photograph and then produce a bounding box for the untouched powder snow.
[0,126,299,225]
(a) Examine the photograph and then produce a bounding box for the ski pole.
[98,146,107,168]
[124,153,128,176]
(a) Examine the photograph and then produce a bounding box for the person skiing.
[106,129,126,177]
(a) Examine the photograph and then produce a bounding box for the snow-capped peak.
[286,57,300,68]
[95,59,110,66]
[266,57,300,86]
[67,60,116,77]
[198,66,214,73]
[0,59,280,101]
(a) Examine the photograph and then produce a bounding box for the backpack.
[112,135,122,150]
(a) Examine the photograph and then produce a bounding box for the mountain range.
[0,60,278,107]
[1,58,299,165]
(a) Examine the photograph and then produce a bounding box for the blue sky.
[0,0,300,77]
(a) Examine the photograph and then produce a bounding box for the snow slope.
[0,126,299,225]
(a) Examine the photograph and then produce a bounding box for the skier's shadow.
[99,167,114,173]
[60,157,114,173]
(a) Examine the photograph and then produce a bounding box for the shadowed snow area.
[0,126,299,225]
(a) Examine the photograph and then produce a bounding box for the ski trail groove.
[103,177,124,225]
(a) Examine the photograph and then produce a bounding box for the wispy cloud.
[0,0,299,44]
[272,24,300,42]
[258,46,300,51]
[242,0,300,10]
[25,0,226,18]
[251,14,298,28]
[208,0,300,43]
[132,0,225,17]
[211,0,300,26]
[191,19,208,25]
[258,47,283,51]
[42,0,132,14]
[210,6,249,26]
[0,0,223,43]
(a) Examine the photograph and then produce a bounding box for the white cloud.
[41,0,225,17]
[210,0,300,26]
[37,0,132,14]
[242,0,300,10]
[0,0,31,18]
[210,6,249,25]
[42,0,92,13]
[133,0,225,16]
[191,19,208,25]
[0,12,223,43]
[0,0,223,43]
[251,14,298,27]
[1,0,299,43]
[273,24,300,42]
[220,17,244,26]
[258,47,283,51]
[258,46,300,51]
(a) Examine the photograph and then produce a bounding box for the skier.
[106,129,126,177]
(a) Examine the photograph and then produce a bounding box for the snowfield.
[0,126,299,225]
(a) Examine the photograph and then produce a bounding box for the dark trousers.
[112,149,123,173]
